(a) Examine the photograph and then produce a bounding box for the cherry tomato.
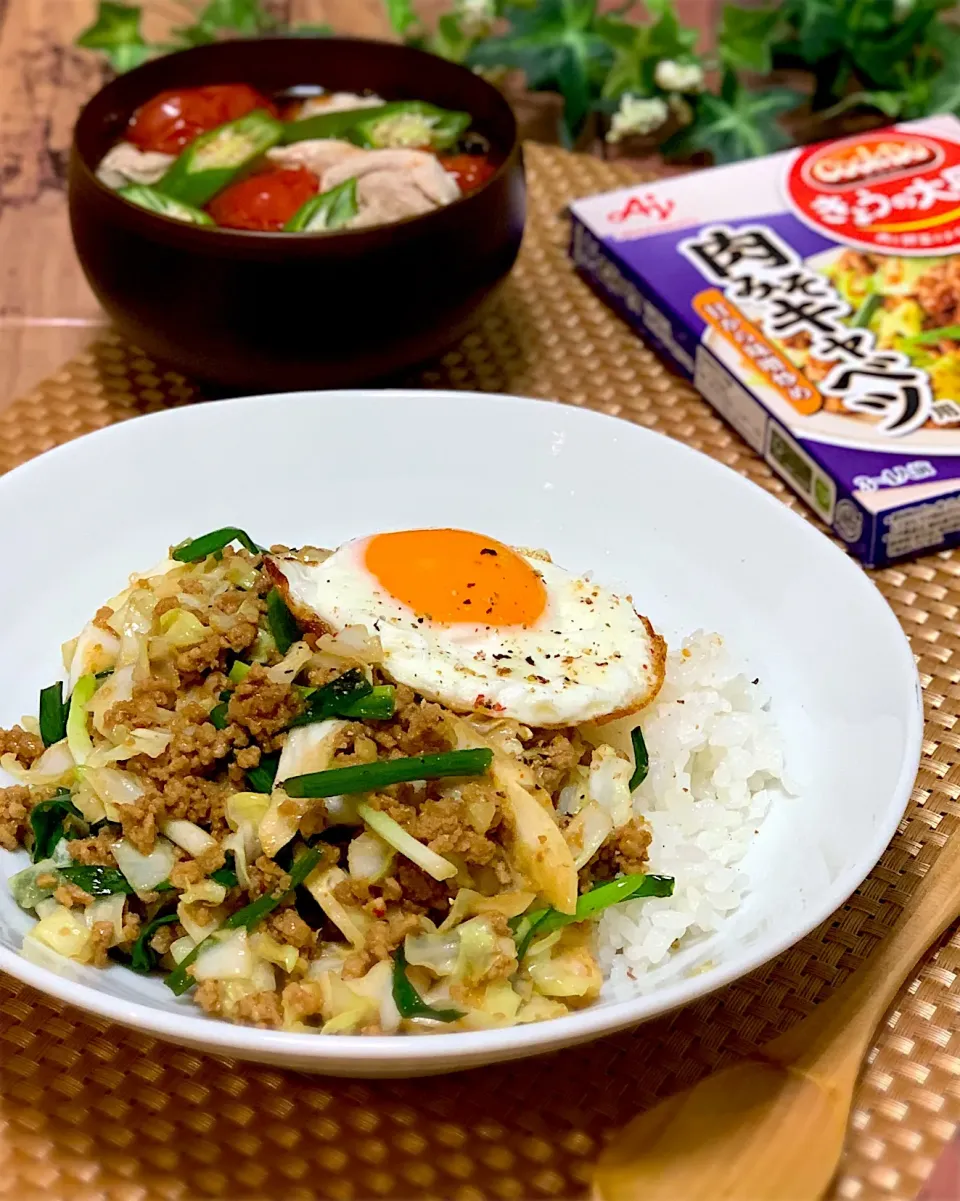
[208,166,320,232]
[440,154,497,194]
[127,84,278,155]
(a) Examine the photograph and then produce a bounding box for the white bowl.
[0,390,922,1077]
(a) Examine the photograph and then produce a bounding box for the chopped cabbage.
[8,858,60,910]
[356,802,456,881]
[87,893,126,944]
[65,674,98,767]
[404,928,460,976]
[112,835,176,892]
[226,791,271,830]
[347,830,395,881]
[161,818,217,857]
[302,864,370,948]
[453,717,577,914]
[28,903,93,962]
[192,928,253,981]
[158,608,207,648]
[250,931,298,974]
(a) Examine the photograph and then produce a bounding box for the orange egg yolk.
[364,529,547,627]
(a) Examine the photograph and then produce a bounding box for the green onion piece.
[38,681,68,747]
[392,945,463,1022]
[208,702,229,730]
[171,527,261,563]
[851,291,882,328]
[511,873,675,959]
[210,854,239,889]
[266,587,300,655]
[29,792,86,863]
[288,667,374,727]
[154,880,176,893]
[902,323,960,349]
[129,912,179,974]
[283,177,358,233]
[58,864,134,896]
[629,726,649,791]
[338,685,396,721]
[164,848,322,996]
[228,660,251,686]
[246,752,279,794]
[283,748,493,799]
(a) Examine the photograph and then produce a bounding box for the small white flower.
[456,0,496,38]
[893,0,914,19]
[667,93,694,127]
[606,95,670,144]
[654,60,704,93]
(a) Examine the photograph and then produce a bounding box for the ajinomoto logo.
[786,127,960,254]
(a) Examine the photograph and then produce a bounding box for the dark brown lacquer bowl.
[68,37,525,392]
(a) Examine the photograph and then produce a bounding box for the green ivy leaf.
[598,1,698,100]
[289,23,333,37]
[776,0,845,63]
[194,0,275,35]
[665,72,801,164]
[718,5,782,74]
[107,40,158,71]
[76,1,145,51]
[469,0,613,146]
[384,0,420,38]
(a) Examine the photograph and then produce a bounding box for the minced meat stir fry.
[0,529,672,1034]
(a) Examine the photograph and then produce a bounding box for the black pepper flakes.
[480,548,497,557]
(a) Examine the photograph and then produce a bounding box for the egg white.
[269,538,665,727]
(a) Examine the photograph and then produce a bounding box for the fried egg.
[268,529,665,728]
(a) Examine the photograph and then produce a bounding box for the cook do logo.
[785,128,960,255]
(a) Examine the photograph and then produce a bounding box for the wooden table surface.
[0,2,956,1198]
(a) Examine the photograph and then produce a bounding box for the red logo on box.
[786,129,960,254]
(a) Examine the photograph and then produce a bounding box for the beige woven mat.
[0,143,958,1201]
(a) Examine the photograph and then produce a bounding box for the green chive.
[282,748,493,799]
[171,527,261,563]
[29,793,86,863]
[228,660,251,686]
[392,945,462,1022]
[288,669,395,727]
[851,291,882,328]
[209,702,229,730]
[164,848,322,996]
[266,587,300,655]
[629,726,649,791]
[337,685,396,720]
[38,681,68,747]
[58,864,133,896]
[246,752,279,794]
[511,873,675,959]
[129,912,179,974]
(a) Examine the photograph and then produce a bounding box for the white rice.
[598,630,787,998]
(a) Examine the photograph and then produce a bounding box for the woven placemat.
[1,143,958,1201]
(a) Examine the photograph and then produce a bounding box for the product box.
[569,114,960,567]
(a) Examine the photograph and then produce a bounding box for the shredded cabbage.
[588,744,633,828]
[192,929,253,981]
[226,792,270,830]
[161,818,217,857]
[8,859,60,910]
[0,739,75,788]
[86,894,126,945]
[112,836,176,892]
[356,802,456,882]
[403,928,460,976]
[346,830,395,881]
[157,608,207,648]
[266,640,313,685]
[67,622,120,692]
[250,931,298,974]
[180,879,227,906]
[28,904,93,962]
[303,864,370,948]
[65,674,98,767]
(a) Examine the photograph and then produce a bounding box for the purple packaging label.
[569,114,960,567]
